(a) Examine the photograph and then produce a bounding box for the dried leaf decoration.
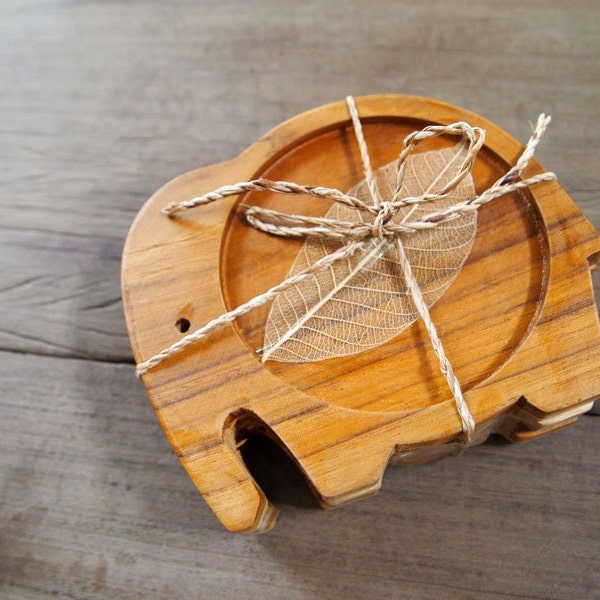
[261,144,478,362]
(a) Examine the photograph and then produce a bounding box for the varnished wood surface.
[123,96,600,533]
[1,0,599,596]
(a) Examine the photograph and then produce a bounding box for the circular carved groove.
[221,118,547,413]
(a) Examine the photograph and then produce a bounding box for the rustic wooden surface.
[1,0,599,596]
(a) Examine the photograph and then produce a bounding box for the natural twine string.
[345,96,475,441]
[137,97,555,443]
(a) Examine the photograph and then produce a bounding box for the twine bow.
[136,96,556,444]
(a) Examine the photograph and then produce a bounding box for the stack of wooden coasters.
[122,95,600,533]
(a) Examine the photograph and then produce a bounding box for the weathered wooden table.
[1,2,598,598]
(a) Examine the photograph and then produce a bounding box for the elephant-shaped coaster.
[122,95,600,533]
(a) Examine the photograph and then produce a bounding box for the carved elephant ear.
[122,95,600,533]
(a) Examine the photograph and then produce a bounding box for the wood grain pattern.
[2,351,599,599]
[122,95,600,532]
[1,0,599,596]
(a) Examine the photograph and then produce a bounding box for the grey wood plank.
[1,351,598,599]
[1,0,599,362]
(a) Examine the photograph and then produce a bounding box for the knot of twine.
[372,202,394,239]
[136,96,556,445]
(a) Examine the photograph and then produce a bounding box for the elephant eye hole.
[175,318,191,333]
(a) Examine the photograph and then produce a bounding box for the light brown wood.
[122,95,600,533]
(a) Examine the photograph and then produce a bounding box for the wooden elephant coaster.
[122,95,600,533]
